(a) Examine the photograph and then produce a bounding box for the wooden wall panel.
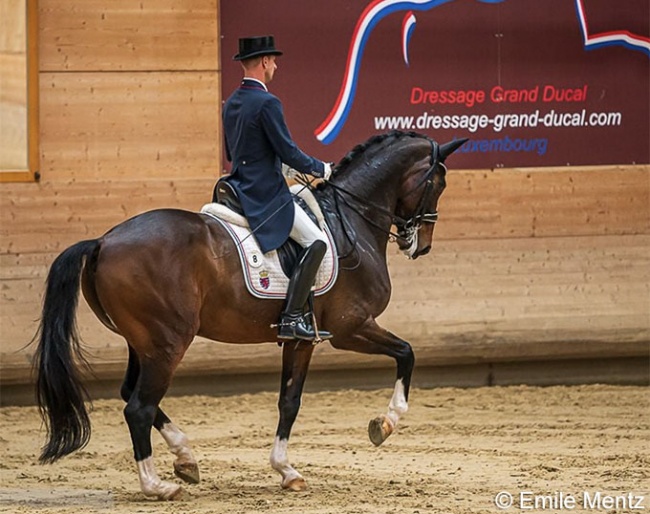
[1,166,648,385]
[1,0,648,391]
[0,54,27,104]
[2,0,226,387]
[0,54,28,169]
[2,168,647,254]
[39,71,221,180]
[384,235,649,341]
[0,0,28,169]
[40,0,218,71]
[0,0,26,53]
[436,166,650,240]
[0,178,215,253]
[2,235,647,384]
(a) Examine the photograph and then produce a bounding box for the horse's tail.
[34,239,100,464]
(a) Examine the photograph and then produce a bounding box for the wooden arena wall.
[1,1,648,396]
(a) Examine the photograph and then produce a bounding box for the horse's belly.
[197,299,282,344]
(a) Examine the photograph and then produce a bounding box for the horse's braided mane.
[334,130,430,173]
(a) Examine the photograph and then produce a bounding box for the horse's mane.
[334,130,428,174]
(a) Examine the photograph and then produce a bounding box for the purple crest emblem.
[259,270,270,290]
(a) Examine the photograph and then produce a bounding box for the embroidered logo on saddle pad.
[200,188,338,299]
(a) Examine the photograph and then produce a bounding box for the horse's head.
[325,131,467,262]
[394,138,467,259]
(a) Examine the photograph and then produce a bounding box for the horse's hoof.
[282,477,307,491]
[158,484,184,501]
[368,415,394,446]
[174,461,200,484]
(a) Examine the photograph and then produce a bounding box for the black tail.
[34,239,100,463]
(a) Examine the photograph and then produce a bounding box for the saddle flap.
[198,209,339,299]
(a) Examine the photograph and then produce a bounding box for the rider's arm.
[260,96,325,178]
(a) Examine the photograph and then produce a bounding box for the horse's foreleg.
[368,376,410,446]
[270,341,315,491]
[331,319,414,446]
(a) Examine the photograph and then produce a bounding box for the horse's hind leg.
[157,416,199,484]
[331,319,414,446]
[270,341,315,491]
[122,342,191,501]
[121,346,200,486]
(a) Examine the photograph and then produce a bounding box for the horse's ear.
[439,138,468,162]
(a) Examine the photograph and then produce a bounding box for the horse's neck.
[318,158,401,258]
[345,173,396,204]
[320,135,430,255]
[335,158,402,214]
[335,137,426,216]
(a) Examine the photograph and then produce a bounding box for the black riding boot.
[277,240,333,341]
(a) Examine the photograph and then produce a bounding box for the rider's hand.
[282,163,298,180]
[322,162,333,181]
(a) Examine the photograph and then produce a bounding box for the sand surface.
[0,384,648,513]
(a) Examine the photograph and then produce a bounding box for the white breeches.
[289,202,327,248]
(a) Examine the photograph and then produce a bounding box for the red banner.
[221,0,649,169]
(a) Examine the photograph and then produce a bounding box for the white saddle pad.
[200,187,338,299]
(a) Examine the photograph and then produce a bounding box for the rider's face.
[263,55,277,83]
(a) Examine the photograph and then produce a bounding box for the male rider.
[221,35,332,342]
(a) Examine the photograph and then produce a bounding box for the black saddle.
[211,177,322,278]
[212,177,244,216]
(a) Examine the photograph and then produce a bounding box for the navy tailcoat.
[222,79,325,253]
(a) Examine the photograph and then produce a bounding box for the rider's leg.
[287,203,327,248]
[277,204,332,341]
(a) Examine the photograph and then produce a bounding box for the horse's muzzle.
[412,245,431,259]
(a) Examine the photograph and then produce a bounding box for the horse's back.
[103,208,206,244]
[97,208,235,278]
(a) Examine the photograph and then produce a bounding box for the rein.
[321,137,442,257]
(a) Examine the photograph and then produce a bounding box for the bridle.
[323,137,443,259]
[394,139,444,256]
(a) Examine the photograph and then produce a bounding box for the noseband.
[394,139,442,255]
[324,137,443,259]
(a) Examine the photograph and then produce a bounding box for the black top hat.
[233,35,283,61]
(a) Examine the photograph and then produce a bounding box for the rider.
[221,35,332,342]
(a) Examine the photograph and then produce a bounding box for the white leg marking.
[387,379,409,428]
[368,379,409,446]
[160,422,200,484]
[160,422,195,462]
[137,457,182,500]
[270,436,303,487]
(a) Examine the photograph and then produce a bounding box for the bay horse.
[34,130,466,500]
